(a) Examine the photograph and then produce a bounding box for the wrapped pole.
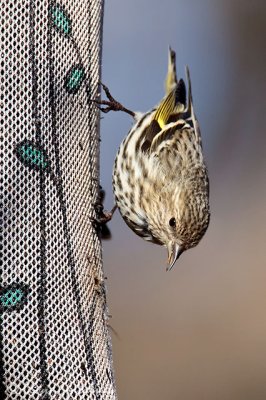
[0,0,117,398]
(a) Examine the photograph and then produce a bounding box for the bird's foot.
[93,205,117,225]
[92,82,135,117]
[91,186,117,239]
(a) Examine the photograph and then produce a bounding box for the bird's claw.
[92,186,117,239]
[91,82,135,117]
[91,208,116,226]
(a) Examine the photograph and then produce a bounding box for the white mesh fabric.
[0,0,117,398]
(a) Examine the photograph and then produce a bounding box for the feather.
[165,47,178,94]
[154,80,186,129]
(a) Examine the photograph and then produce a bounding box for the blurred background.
[100,0,266,399]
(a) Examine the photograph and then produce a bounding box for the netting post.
[0,0,117,398]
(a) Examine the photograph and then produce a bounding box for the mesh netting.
[0,0,117,398]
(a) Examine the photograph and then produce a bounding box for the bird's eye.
[169,217,176,227]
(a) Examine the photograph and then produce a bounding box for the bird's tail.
[154,47,186,129]
[184,66,201,142]
[165,47,178,94]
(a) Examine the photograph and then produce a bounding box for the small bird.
[95,47,210,270]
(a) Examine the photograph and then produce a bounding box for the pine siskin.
[96,47,210,270]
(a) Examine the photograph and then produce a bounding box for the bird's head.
[147,186,210,271]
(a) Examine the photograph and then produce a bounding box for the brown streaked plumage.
[96,47,210,270]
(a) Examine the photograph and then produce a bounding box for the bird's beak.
[167,242,183,271]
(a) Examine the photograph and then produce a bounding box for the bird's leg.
[92,82,135,118]
[91,204,117,240]
[94,204,117,225]
[91,186,117,239]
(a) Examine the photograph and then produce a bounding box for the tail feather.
[175,78,186,107]
[185,66,193,118]
[184,66,201,142]
[140,49,202,155]
[165,47,178,94]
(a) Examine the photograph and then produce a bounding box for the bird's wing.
[149,122,186,154]
[140,80,186,153]
[149,66,202,155]
[151,123,204,182]
[154,80,186,129]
